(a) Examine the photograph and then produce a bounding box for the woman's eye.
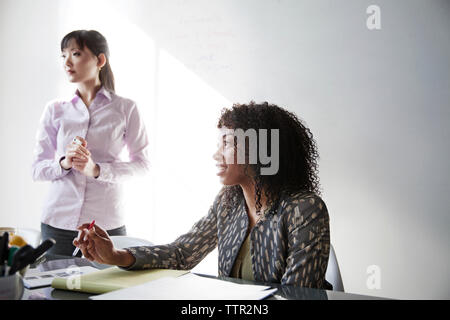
[73,52,80,56]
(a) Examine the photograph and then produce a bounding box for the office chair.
[325,244,344,292]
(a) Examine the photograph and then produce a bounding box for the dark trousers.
[40,223,126,257]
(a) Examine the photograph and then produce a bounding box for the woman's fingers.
[68,149,89,160]
[79,234,99,262]
[66,153,87,164]
[86,238,95,251]
[75,235,92,259]
[88,227,107,243]
[72,156,90,171]
[72,160,88,168]
[80,244,94,261]
[77,228,90,245]
[73,225,114,264]
[72,164,86,170]
[73,238,94,261]
[67,143,84,152]
[87,245,104,263]
[72,158,88,164]
[76,224,110,241]
[77,224,110,244]
[74,136,88,147]
[74,151,89,159]
[77,223,96,230]
[77,145,91,157]
[67,143,90,158]
[83,227,106,246]
[75,144,90,155]
[90,250,105,263]
[85,230,108,263]
[91,224,109,239]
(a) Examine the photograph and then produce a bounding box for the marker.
[0,232,9,277]
[72,220,95,257]
[73,137,82,146]
[7,246,20,266]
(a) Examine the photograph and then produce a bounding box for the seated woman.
[74,102,331,289]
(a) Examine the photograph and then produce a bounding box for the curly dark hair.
[217,101,321,216]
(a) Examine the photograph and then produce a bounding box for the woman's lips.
[216,164,227,175]
[67,70,75,75]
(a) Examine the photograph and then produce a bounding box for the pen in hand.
[72,220,95,257]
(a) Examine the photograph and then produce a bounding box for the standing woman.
[31,30,150,256]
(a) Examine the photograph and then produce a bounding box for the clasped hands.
[60,136,100,178]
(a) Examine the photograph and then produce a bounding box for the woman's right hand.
[73,223,135,267]
[60,136,91,170]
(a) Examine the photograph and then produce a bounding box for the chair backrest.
[110,236,153,249]
[325,244,344,292]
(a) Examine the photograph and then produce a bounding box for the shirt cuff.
[55,156,71,177]
[95,163,114,183]
[118,248,138,270]
[118,247,159,271]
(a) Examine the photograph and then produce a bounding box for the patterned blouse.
[123,188,331,289]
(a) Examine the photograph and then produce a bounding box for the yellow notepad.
[51,267,189,294]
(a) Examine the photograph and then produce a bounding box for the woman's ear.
[97,53,107,69]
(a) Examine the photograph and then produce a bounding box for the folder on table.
[51,266,189,294]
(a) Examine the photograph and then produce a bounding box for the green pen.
[8,246,20,266]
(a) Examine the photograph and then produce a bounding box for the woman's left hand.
[72,137,100,178]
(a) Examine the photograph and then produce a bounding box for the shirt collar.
[70,86,112,104]
[97,86,112,101]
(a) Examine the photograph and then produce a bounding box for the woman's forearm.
[113,249,136,268]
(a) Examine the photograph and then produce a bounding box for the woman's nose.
[212,147,222,161]
[64,56,72,67]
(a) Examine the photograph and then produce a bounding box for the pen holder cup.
[0,273,24,300]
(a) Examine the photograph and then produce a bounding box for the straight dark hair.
[61,30,115,93]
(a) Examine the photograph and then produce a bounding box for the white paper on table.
[90,273,277,300]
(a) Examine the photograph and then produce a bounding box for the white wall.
[0,0,449,299]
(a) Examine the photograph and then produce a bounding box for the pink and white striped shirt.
[31,87,150,231]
